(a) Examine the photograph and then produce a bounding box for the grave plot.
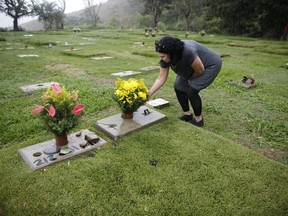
[146,98,170,108]
[133,42,145,46]
[139,66,160,71]
[21,82,51,93]
[45,64,85,76]
[18,129,107,171]
[91,56,113,60]
[17,54,39,58]
[96,106,167,141]
[111,70,142,77]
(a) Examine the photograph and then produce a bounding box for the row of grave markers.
[2,36,168,170]
[18,65,169,171]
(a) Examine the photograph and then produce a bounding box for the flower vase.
[121,112,133,119]
[55,134,71,155]
[43,134,69,155]
[55,134,68,146]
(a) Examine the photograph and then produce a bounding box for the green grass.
[0,29,288,215]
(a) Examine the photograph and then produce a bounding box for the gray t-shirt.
[160,40,220,80]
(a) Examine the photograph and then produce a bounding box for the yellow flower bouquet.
[114,78,148,116]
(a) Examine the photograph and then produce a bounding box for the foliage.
[156,21,166,31]
[204,17,224,34]
[32,83,84,135]
[33,0,65,30]
[136,13,152,28]
[174,0,205,31]
[113,77,148,113]
[141,0,171,28]
[204,0,288,37]
[0,28,8,32]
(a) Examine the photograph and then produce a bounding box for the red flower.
[50,82,62,95]
[32,105,44,114]
[72,104,84,115]
[48,105,56,117]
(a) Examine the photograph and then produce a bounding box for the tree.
[83,0,102,27]
[204,0,288,37]
[34,0,66,30]
[0,0,35,31]
[175,0,204,31]
[141,0,171,28]
[55,0,66,29]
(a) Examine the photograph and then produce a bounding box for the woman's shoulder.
[182,41,197,55]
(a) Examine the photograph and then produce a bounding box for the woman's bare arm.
[148,67,169,97]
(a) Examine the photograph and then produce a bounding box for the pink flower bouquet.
[32,82,84,135]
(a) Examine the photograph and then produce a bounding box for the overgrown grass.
[0,29,287,215]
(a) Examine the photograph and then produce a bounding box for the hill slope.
[21,0,143,31]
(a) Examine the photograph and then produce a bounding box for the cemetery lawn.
[0,29,287,215]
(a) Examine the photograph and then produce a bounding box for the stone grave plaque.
[18,129,107,171]
[17,54,39,58]
[96,106,167,141]
[139,66,160,71]
[111,71,142,77]
[91,56,113,60]
[64,42,74,46]
[146,98,170,108]
[21,82,51,93]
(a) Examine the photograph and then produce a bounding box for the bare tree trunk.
[185,14,191,31]
[13,17,19,31]
[83,0,102,28]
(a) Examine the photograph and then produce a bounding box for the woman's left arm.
[190,56,205,79]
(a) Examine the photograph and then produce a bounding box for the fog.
[0,0,107,28]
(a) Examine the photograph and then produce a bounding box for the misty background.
[0,0,106,28]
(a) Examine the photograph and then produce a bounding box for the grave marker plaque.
[17,54,39,57]
[146,98,170,108]
[18,129,107,171]
[21,82,51,93]
[96,106,167,141]
[91,56,113,60]
[111,71,142,77]
[139,66,160,71]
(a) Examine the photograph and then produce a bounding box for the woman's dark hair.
[155,36,184,64]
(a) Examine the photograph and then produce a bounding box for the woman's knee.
[187,86,200,97]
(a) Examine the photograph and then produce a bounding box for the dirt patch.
[96,107,118,117]
[258,147,278,159]
[45,64,86,76]
[96,77,115,86]
[256,147,288,164]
